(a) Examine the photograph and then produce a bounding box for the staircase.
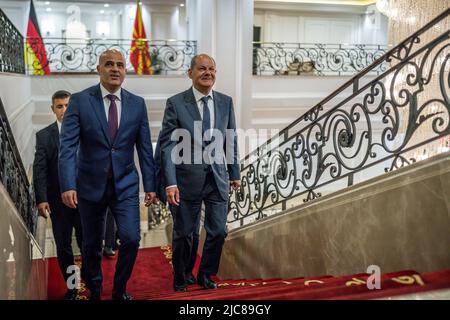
[46,246,450,300]
[46,8,450,301]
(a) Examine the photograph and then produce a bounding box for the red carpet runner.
[47,246,450,300]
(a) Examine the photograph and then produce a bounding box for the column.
[187,0,254,130]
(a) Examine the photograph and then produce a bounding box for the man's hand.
[144,192,158,207]
[37,202,51,218]
[230,180,241,190]
[62,190,78,209]
[166,186,180,206]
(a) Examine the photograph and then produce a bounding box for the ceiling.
[255,0,377,5]
[32,0,185,5]
[7,0,377,14]
[29,0,186,14]
[17,0,376,5]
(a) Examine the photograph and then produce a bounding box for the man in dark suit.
[59,49,157,300]
[159,54,241,292]
[33,90,83,300]
[155,136,200,286]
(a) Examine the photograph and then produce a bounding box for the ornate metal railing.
[25,38,197,75]
[229,8,450,229]
[0,9,25,74]
[253,42,387,76]
[0,98,37,235]
[147,202,171,230]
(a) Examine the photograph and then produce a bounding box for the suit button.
[112,148,115,152]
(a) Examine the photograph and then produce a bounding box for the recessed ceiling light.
[180,3,185,7]
[104,4,110,8]
[45,1,50,5]
[46,7,52,12]
[100,10,105,14]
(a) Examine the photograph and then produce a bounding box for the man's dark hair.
[51,90,71,105]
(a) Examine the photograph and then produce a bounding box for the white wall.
[0,73,35,171]
[254,9,388,45]
[0,1,187,40]
[186,0,197,40]
[0,0,28,35]
[357,5,389,45]
[178,5,188,40]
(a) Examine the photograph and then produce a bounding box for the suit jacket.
[159,88,240,201]
[154,133,167,204]
[33,121,62,204]
[59,84,156,202]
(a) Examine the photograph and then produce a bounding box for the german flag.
[130,1,153,75]
[24,0,50,75]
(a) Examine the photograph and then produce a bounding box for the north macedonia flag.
[130,1,153,75]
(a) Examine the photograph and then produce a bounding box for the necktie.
[201,96,211,142]
[107,94,118,142]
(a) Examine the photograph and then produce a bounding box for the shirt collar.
[192,86,213,102]
[100,83,122,101]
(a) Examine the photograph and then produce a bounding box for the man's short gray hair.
[98,49,126,64]
[190,54,216,70]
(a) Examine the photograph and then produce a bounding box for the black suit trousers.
[170,172,228,279]
[48,199,82,283]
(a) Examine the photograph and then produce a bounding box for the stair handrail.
[0,8,25,74]
[229,8,450,228]
[0,97,37,235]
[243,8,450,164]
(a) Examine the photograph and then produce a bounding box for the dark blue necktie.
[201,96,211,142]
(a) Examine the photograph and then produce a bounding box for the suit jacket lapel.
[184,88,202,122]
[212,90,223,131]
[90,84,112,146]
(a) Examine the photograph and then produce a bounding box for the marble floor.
[380,288,450,300]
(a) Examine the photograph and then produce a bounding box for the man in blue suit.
[59,49,157,300]
[159,54,241,292]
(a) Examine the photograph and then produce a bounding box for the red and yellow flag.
[24,0,50,75]
[130,1,152,75]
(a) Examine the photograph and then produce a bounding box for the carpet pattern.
[47,246,450,300]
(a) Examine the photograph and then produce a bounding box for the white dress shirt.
[100,83,122,127]
[56,120,62,134]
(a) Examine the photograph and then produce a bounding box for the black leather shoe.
[197,273,218,289]
[185,273,196,285]
[173,274,187,292]
[103,246,115,257]
[64,289,78,300]
[112,292,133,300]
[173,283,187,292]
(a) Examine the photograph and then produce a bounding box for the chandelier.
[376,0,399,19]
[375,0,389,14]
